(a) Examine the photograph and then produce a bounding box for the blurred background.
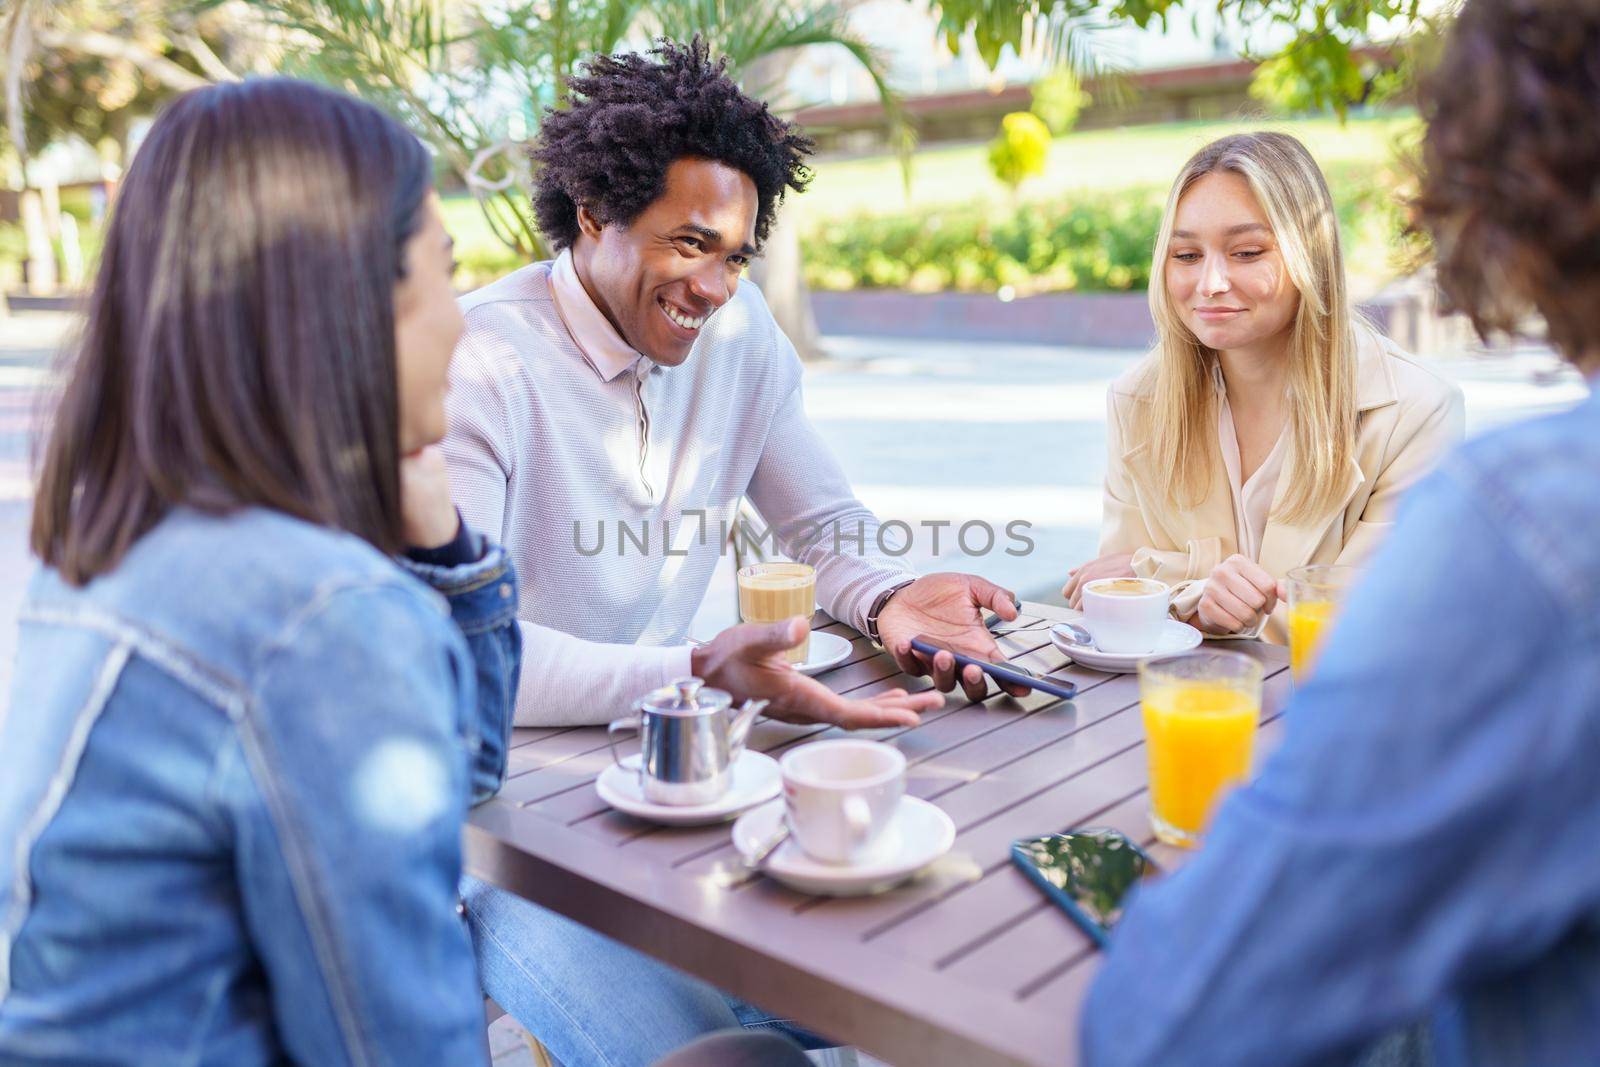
[0,0,1583,681]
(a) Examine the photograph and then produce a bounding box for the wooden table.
[465,603,1291,1067]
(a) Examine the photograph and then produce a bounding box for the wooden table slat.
[863,752,1155,966]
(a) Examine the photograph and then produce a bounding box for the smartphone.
[1010,829,1156,947]
[908,635,1077,700]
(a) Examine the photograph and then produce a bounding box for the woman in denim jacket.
[0,79,521,1064]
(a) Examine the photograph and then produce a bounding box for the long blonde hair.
[1140,132,1359,524]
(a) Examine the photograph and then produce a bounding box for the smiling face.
[1165,170,1300,357]
[572,157,758,366]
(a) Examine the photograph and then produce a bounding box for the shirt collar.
[549,248,650,383]
[1210,355,1290,400]
[1353,328,1398,412]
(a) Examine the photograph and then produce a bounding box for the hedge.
[803,191,1165,296]
[801,164,1409,296]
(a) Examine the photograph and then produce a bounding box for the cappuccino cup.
[1081,577,1170,654]
[779,739,904,865]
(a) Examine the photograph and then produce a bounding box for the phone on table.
[1010,829,1157,947]
[908,635,1077,700]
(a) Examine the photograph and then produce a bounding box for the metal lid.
[637,676,732,717]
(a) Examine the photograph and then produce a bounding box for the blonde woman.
[1063,132,1463,642]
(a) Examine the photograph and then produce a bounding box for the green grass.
[790,111,1419,223]
[439,193,503,248]
[439,194,525,286]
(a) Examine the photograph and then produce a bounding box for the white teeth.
[660,300,706,331]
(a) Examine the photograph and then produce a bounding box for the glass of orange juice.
[1139,651,1263,849]
[1285,564,1355,682]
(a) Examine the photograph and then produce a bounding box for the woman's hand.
[1195,554,1279,635]
[1062,553,1136,609]
[398,446,461,549]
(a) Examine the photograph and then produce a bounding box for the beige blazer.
[1099,332,1465,644]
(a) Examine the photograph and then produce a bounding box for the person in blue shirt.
[0,79,522,1064]
[1081,3,1600,1065]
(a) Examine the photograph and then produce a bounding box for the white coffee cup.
[1080,577,1170,654]
[779,739,905,865]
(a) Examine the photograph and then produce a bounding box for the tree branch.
[4,0,35,184]
[35,26,209,92]
[176,31,239,82]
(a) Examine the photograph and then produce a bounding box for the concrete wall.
[811,275,1478,354]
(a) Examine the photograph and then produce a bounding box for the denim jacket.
[1084,384,1600,1067]
[0,506,521,1065]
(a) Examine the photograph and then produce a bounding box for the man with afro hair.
[444,37,1036,1064]
[446,38,1030,733]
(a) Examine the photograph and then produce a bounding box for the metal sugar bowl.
[608,678,768,806]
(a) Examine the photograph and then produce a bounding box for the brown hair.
[31,78,432,583]
[1413,0,1600,368]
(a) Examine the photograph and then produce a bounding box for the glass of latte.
[736,562,817,664]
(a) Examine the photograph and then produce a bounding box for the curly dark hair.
[1413,0,1600,365]
[530,37,814,252]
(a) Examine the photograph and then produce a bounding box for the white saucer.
[795,630,854,675]
[596,750,781,826]
[1050,618,1203,673]
[732,796,956,897]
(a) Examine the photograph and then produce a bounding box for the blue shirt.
[0,507,521,1065]
[1084,386,1600,1067]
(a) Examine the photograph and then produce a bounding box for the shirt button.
[499,584,512,599]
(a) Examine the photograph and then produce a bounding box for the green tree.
[1,0,248,294]
[1250,4,1457,114]
[988,110,1050,195]
[223,0,548,261]
[231,0,904,264]
[929,0,1437,115]
[1030,67,1089,135]
[3,0,245,176]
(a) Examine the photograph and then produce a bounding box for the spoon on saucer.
[984,613,1095,648]
[743,821,789,869]
[1056,622,1095,647]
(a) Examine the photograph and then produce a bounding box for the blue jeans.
[462,876,829,1067]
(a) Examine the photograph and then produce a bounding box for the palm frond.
[644,0,913,185]
[931,0,1112,74]
[597,0,649,56]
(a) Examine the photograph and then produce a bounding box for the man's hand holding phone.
[876,573,1038,700]
[908,635,1078,701]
